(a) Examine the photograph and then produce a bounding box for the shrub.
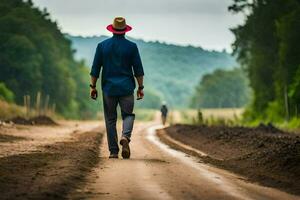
[0,82,14,103]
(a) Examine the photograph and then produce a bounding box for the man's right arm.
[90,44,103,99]
[90,44,102,80]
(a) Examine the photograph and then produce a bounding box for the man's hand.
[137,89,144,100]
[90,88,98,100]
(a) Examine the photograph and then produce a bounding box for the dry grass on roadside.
[113,108,156,121]
[0,100,25,120]
[135,109,156,121]
[178,108,244,125]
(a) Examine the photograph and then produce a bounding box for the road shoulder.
[157,124,300,196]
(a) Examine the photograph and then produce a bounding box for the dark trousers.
[103,94,135,154]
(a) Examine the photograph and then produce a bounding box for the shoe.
[109,154,118,159]
[120,137,130,159]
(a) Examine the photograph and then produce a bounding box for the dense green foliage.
[69,35,236,108]
[0,0,100,118]
[0,82,14,103]
[230,0,300,122]
[191,68,251,108]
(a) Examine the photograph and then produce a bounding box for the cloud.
[32,0,243,51]
[34,0,231,15]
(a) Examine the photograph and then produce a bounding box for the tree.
[191,68,251,108]
[229,0,300,121]
[0,0,101,118]
[0,82,14,103]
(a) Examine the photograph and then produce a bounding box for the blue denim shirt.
[90,35,144,96]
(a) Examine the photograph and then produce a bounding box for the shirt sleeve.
[90,44,102,78]
[132,44,144,77]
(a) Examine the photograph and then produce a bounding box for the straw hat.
[106,17,132,34]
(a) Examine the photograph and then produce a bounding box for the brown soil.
[0,129,103,199]
[6,116,57,126]
[6,116,31,125]
[0,134,26,143]
[158,124,300,195]
[30,116,58,125]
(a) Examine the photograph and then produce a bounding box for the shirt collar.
[113,34,125,39]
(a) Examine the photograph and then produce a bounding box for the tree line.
[229,0,300,122]
[0,0,100,119]
[191,68,251,109]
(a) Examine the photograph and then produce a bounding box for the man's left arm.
[132,44,144,100]
[136,76,144,100]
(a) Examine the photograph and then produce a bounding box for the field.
[169,108,244,125]
[134,109,157,121]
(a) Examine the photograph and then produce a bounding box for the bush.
[0,82,14,103]
[191,68,251,109]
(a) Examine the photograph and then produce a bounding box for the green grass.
[275,118,300,133]
[178,108,300,132]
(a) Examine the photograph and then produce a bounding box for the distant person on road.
[160,101,168,125]
[89,17,144,159]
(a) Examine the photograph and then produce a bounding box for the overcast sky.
[32,0,244,51]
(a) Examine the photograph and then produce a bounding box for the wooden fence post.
[284,85,290,121]
[27,95,31,118]
[44,95,50,116]
[36,92,41,116]
[24,95,27,118]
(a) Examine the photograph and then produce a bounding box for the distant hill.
[68,35,237,108]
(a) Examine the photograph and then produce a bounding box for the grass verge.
[0,100,25,120]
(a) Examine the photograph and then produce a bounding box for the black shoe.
[109,154,118,159]
[120,137,130,159]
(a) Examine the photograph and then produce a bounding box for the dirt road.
[0,121,103,199]
[70,122,299,200]
[0,121,100,158]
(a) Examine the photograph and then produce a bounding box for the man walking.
[89,17,144,159]
[160,101,168,125]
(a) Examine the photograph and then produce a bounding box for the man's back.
[90,34,144,96]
